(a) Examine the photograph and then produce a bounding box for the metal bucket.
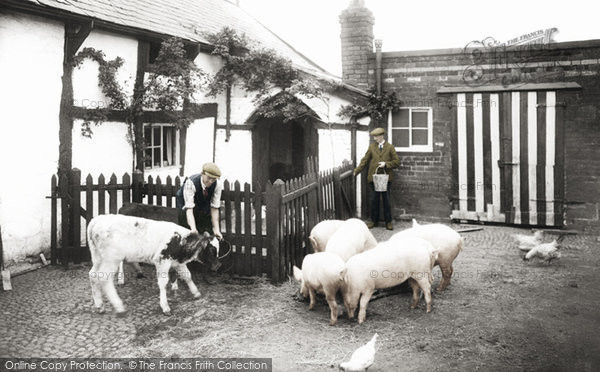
[373,166,389,192]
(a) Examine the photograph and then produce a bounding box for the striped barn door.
[451,91,564,226]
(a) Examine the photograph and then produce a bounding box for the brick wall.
[339,3,374,90]
[355,41,600,231]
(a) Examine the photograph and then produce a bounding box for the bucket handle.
[375,165,387,174]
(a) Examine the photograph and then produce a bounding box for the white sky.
[239,0,600,77]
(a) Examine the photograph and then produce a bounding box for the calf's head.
[161,231,219,270]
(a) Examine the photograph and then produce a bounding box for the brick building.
[340,0,600,232]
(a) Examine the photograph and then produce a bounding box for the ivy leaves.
[144,38,207,128]
[204,27,323,122]
[338,86,401,124]
[73,48,127,137]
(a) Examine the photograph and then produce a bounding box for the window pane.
[392,109,409,128]
[392,128,410,147]
[153,127,161,146]
[153,148,160,167]
[412,129,428,145]
[412,111,428,128]
[163,128,173,166]
[144,148,152,168]
[144,126,151,142]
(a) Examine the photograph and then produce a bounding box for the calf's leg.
[175,264,200,299]
[156,261,173,315]
[89,263,104,313]
[98,261,126,315]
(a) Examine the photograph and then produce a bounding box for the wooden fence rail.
[50,158,355,283]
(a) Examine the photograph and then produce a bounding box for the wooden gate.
[49,158,356,282]
[451,91,564,226]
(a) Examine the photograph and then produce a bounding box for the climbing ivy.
[338,86,401,124]
[204,27,329,122]
[144,37,206,128]
[73,48,128,137]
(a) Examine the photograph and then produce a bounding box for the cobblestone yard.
[1,221,599,371]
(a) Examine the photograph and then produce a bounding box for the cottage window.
[143,124,179,169]
[388,107,433,152]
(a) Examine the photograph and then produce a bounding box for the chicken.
[524,240,561,262]
[339,333,378,372]
[513,230,543,251]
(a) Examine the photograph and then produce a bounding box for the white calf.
[87,214,217,316]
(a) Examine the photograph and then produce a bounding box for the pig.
[342,237,437,324]
[325,218,378,262]
[308,219,344,252]
[293,252,347,326]
[391,219,463,291]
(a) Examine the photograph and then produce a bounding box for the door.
[451,91,564,226]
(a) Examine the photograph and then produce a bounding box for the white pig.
[325,218,378,262]
[342,237,437,324]
[293,252,347,326]
[392,220,463,291]
[308,219,344,252]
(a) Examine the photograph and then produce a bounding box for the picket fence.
[49,159,356,283]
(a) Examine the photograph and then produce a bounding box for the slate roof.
[19,0,333,78]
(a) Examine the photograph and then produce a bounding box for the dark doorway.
[252,116,318,187]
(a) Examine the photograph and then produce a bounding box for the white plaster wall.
[214,129,252,184]
[0,12,64,263]
[184,117,216,177]
[72,120,134,178]
[318,128,352,171]
[302,93,356,123]
[355,125,373,216]
[72,30,137,109]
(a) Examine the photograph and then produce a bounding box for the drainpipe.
[375,39,383,94]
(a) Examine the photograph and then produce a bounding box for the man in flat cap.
[176,162,223,240]
[353,127,400,230]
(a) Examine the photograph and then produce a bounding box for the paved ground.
[1,221,599,371]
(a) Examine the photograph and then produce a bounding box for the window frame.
[388,107,434,152]
[143,123,181,170]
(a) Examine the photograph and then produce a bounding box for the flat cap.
[202,162,221,179]
[370,127,386,136]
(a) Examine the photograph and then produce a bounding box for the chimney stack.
[339,0,374,89]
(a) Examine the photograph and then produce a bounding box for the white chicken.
[524,240,561,262]
[513,230,543,251]
[339,333,378,372]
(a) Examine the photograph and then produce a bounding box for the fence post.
[70,168,81,263]
[266,180,283,284]
[132,169,144,203]
[50,175,58,265]
[59,172,70,266]
[307,171,318,232]
[333,166,343,219]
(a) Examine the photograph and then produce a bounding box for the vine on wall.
[73,48,127,137]
[204,27,332,122]
[338,86,401,125]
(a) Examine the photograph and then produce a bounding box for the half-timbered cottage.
[0,0,370,264]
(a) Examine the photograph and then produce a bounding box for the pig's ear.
[292,266,303,282]
[338,267,348,282]
[309,237,319,252]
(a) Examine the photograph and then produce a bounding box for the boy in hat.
[353,127,400,230]
[176,162,223,240]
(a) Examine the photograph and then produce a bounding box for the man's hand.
[213,228,223,240]
[378,161,386,168]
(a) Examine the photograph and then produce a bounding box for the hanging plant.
[338,86,401,124]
